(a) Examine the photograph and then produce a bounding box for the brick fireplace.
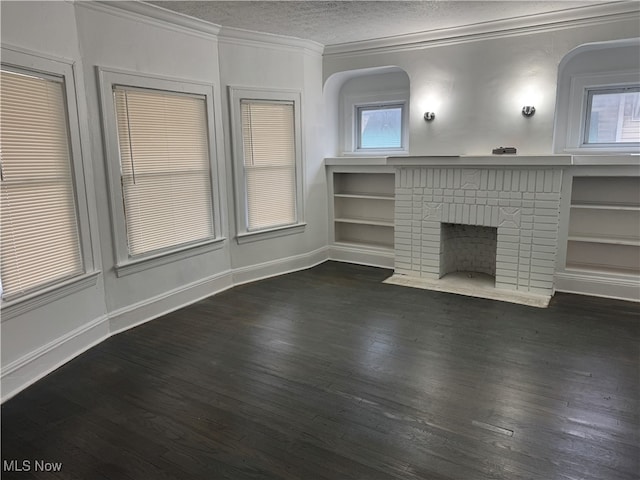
[385,157,569,307]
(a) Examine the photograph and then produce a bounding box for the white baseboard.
[1,315,109,403]
[232,246,329,286]
[555,270,640,302]
[1,247,330,403]
[109,269,235,336]
[328,244,394,269]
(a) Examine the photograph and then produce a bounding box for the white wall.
[217,35,328,272]
[0,2,327,402]
[0,1,108,400]
[323,10,640,156]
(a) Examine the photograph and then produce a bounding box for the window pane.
[114,88,214,256]
[359,106,402,149]
[241,101,297,231]
[0,69,83,299]
[586,90,640,144]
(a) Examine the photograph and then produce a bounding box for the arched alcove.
[323,66,410,157]
[553,38,640,152]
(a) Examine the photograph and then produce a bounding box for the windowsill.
[1,271,101,321]
[115,237,226,277]
[237,223,307,244]
[347,150,409,156]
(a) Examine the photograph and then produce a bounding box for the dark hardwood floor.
[2,261,639,480]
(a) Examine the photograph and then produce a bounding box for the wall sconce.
[424,112,435,121]
[522,106,536,117]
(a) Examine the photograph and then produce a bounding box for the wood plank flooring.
[2,261,639,479]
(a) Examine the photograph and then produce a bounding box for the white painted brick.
[462,204,470,224]
[535,171,545,192]
[532,237,556,246]
[496,170,504,191]
[530,279,553,289]
[531,266,554,275]
[532,251,556,261]
[532,258,555,269]
[504,170,512,191]
[487,170,496,190]
[454,169,462,189]
[532,244,556,253]
[488,198,498,207]
[535,200,559,209]
[552,170,562,192]
[535,192,560,201]
[543,170,553,193]
[498,247,519,257]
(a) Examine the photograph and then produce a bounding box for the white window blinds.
[0,69,83,299]
[113,87,214,256]
[241,101,297,231]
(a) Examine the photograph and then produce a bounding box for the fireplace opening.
[439,223,497,286]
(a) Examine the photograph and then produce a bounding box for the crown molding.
[324,2,640,57]
[219,26,324,55]
[77,1,221,40]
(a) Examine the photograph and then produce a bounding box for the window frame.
[98,68,224,276]
[564,70,640,153]
[1,46,97,310]
[583,85,640,146]
[228,86,305,244]
[342,90,409,155]
[355,102,406,152]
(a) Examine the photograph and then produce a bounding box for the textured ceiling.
[147,1,609,46]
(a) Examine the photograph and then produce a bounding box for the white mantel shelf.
[386,155,573,167]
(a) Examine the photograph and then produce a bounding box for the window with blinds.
[113,87,214,257]
[240,100,297,231]
[0,68,83,300]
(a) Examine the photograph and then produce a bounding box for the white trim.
[108,269,234,336]
[555,270,640,302]
[1,247,330,403]
[236,223,307,245]
[329,244,395,269]
[97,67,224,268]
[342,89,409,155]
[232,246,329,286]
[78,1,221,39]
[324,2,640,56]
[564,71,640,153]
[115,238,226,277]
[1,47,98,303]
[1,315,109,403]
[219,26,323,55]
[1,272,100,321]
[228,86,305,239]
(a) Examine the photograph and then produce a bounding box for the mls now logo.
[3,459,63,472]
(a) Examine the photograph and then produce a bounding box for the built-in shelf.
[334,193,394,201]
[565,176,640,279]
[568,235,640,247]
[571,203,640,211]
[335,217,395,227]
[331,170,395,252]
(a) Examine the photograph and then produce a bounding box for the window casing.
[560,69,640,153]
[356,103,405,151]
[0,48,94,305]
[229,87,305,243]
[583,86,640,146]
[99,69,223,275]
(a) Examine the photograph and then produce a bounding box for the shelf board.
[568,235,640,247]
[333,240,394,251]
[334,193,394,201]
[571,203,640,211]
[565,263,640,277]
[335,217,394,227]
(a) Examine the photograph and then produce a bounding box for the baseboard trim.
[328,244,394,269]
[1,315,109,403]
[555,271,640,302]
[232,246,329,286]
[108,269,235,336]
[2,247,330,403]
